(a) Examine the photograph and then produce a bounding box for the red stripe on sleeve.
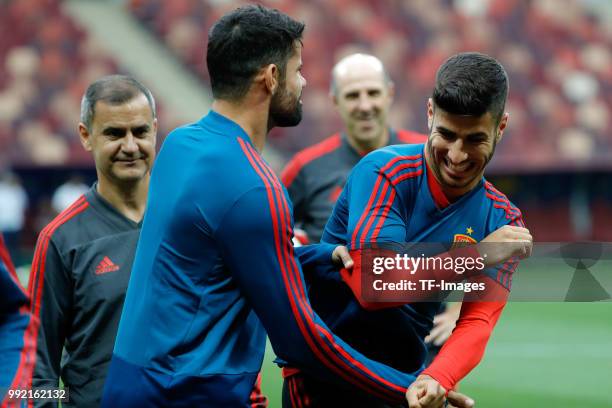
[245,140,381,395]
[380,155,423,173]
[281,134,341,187]
[350,155,421,248]
[240,141,343,381]
[358,180,391,245]
[384,159,422,178]
[9,196,89,396]
[370,189,397,242]
[390,169,423,186]
[359,156,423,242]
[484,182,522,220]
[350,173,385,249]
[274,164,407,399]
[242,140,397,398]
[239,139,406,401]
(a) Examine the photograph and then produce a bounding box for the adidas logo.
[95,256,120,275]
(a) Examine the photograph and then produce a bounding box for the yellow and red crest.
[453,234,477,244]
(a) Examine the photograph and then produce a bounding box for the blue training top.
[317,143,523,374]
[102,111,419,407]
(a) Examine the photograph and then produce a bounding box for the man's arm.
[325,158,478,308]
[281,157,308,229]
[0,234,32,396]
[424,303,462,347]
[294,244,335,267]
[418,216,526,392]
[215,186,417,403]
[421,292,507,391]
[0,234,27,313]
[326,156,528,405]
[329,159,530,309]
[406,281,506,407]
[28,237,73,407]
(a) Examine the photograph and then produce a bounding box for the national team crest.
[452,227,477,248]
[453,234,477,244]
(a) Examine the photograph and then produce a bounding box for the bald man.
[280,54,463,407]
[282,53,426,244]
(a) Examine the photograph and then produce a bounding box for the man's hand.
[332,245,354,269]
[478,225,533,267]
[425,303,461,346]
[406,375,445,408]
[406,375,474,408]
[446,391,475,408]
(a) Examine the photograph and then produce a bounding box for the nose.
[300,73,307,88]
[122,132,139,154]
[447,139,467,163]
[357,93,373,112]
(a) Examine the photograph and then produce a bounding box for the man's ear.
[387,81,395,103]
[497,112,509,142]
[427,98,434,130]
[330,90,338,107]
[262,63,279,95]
[78,123,92,152]
[152,118,158,147]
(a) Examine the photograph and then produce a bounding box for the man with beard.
[18,75,158,407]
[282,52,533,407]
[102,5,474,408]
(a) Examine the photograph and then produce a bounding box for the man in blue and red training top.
[102,5,474,408]
[282,52,533,408]
[1,233,33,407]
[280,53,462,391]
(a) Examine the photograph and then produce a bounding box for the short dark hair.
[432,52,508,123]
[80,75,156,131]
[206,5,305,101]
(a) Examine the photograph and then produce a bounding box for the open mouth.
[443,158,472,178]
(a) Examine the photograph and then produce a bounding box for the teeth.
[446,162,470,172]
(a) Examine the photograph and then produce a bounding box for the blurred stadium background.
[1,0,611,406]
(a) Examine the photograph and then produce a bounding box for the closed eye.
[466,133,489,144]
[437,128,455,141]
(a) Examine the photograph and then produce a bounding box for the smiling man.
[288,52,533,407]
[98,6,480,408]
[21,75,157,407]
[282,53,426,244]
[280,54,463,397]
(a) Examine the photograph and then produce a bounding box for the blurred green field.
[260,303,612,407]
